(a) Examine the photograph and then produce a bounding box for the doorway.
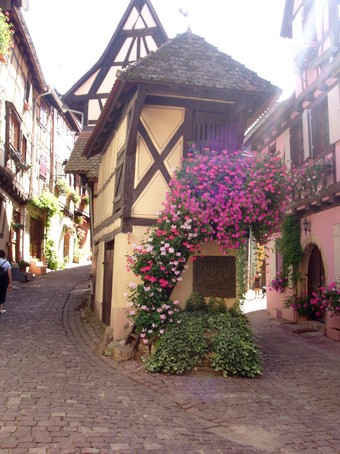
[102,240,114,326]
[30,217,44,260]
[307,245,325,298]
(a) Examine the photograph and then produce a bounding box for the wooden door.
[30,217,44,259]
[102,241,114,326]
[308,245,324,298]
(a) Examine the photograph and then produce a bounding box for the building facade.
[245,0,340,339]
[0,1,86,276]
[81,21,278,339]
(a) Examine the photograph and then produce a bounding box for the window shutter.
[302,109,311,160]
[328,84,340,144]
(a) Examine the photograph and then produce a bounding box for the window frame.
[290,118,304,167]
[311,97,330,158]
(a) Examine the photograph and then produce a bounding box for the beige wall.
[132,105,184,218]
[108,233,239,340]
[95,117,127,228]
[171,241,239,309]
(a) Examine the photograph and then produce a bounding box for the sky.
[22,0,296,98]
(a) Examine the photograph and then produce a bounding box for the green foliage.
[55,178,70,196]
[145,313,209,374]
[69,190,80,204]
[144,311,262,378]
[184,292,228,314]
[209,313,262,377]
[207,296,228,313]
[81,194,89,206]
[0,9,14,57]
[29,192,61,232]
[236,243,247,299]
[277,215,303,284]
[184,291,207,312]
[45,239,64,270]
[18,259,29,269]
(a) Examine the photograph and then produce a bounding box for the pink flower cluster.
[291,156,332,200]
[318,281,340,317]
[126,147,291,340]
[269,272,288,293]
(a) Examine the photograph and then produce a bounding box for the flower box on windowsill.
[0,53,6,63]
[9,147,31,171]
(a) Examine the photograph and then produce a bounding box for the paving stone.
[1,265,340,453]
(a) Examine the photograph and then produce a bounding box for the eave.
[0,166,28,205]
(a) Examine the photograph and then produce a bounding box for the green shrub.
[184,291,207,312]
[144,311,262,378]
[45,239,64,270]
[145,313,209,374]
[207,296,228,313]
[209,313,261,377]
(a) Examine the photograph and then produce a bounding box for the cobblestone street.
[1,265,340,453]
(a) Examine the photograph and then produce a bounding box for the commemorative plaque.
[193,256,236,298]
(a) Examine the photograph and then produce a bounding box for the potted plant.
[18,260,30,272]
[284,293,327,320]
[269,272,288,293]
[321,282,340,319]
[55,178,70,196]
[69,190,80,205]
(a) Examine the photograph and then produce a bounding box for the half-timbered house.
[81,27,279,339]
[0,1,82,275]
[245,0,340,340]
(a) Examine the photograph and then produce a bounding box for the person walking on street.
[0,249,12,313]
[254,272,261,299]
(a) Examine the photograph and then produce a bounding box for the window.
[39,101,49,129]
[275,244,283,274]
[290,120,304,166]
[22,135,27,162]
[24,79,31,103]
[5,102,22,156]
[311,98,329,157]
[9,109,20,151]
[39,150,48,179]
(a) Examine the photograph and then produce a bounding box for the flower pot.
[326,327,340,342]
[327,314,340,330]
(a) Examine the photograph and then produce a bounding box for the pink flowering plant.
[269,272,288,293]
[318,282,340,317]
[291,156,333,200]
[285,291,328,319]
[127,146,291,341]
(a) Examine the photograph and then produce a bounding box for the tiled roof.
[65,130,101,178]
[118,31,277,93]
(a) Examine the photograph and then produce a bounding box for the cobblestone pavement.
[1,265,340,454]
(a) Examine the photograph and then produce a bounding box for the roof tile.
[118,31,277,93]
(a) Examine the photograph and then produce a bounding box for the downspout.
[49,107,55,193]
[86,182,95,310]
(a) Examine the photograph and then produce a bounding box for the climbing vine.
[276,214,303,285]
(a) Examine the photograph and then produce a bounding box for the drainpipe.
[29,87,51,197]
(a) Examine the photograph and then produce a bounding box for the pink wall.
[266,206,340,321]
